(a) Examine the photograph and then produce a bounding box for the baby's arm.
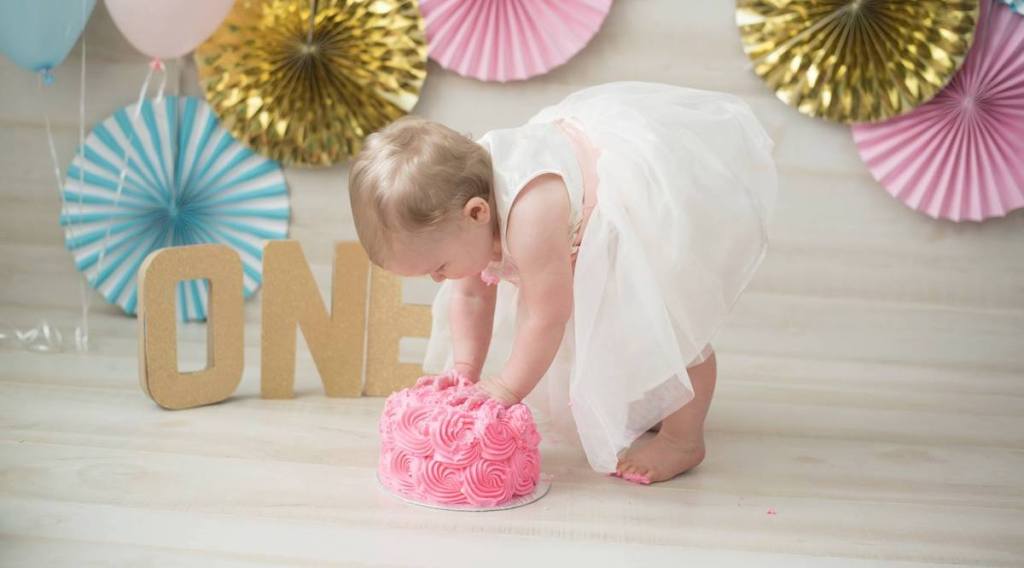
[479,174,573,404]
[448,269,498,381]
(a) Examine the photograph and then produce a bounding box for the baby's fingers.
[435,372,462,390]
[462,386,490,410]
[475,379,519,407]
[414,375,437,388]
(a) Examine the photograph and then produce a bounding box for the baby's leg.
[615,350,717,484]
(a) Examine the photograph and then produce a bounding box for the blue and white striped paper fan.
[61,96,289,321]
[1001,0,1023,15]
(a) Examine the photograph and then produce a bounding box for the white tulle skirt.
[424,82,776,473]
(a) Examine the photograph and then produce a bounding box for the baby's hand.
[415,368,470,390]
[451,362,481,383]
[473,377,522,407]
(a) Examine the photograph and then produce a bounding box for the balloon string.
[176,56,185,96]
[37,77,81,354]
[75,0,90,351]
[19,0,92,354]
[156,71,167,103]
[91,60,164,311]
[0,320,65,354]
[40,85,66,233]
[151,58,167,102]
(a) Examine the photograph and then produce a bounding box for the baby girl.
[348,82,776,484]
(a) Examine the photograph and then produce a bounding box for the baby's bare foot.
[614,430,705,484]
[615,351,716,484]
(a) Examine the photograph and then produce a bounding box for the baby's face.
[385,197,496,283]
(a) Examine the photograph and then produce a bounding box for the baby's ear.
[464,197,490,222]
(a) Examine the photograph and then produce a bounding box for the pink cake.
[378,371,542,508]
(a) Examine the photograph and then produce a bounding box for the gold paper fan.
[736,0,979,123]
[195,0,427,166]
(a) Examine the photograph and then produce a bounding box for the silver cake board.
[377,474,552,512]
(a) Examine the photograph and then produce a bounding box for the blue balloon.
[0,0,97,76]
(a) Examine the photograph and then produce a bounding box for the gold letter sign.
[364,267,432,396]
[138,240,434,409]
[138,244,244,410]
[261,241,368,398]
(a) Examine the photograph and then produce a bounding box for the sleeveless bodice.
[478,119,600,286]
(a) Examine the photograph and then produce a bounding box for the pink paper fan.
[852,0,1024,222]
[420,0,612,83]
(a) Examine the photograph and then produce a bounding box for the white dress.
[424,82,777,473]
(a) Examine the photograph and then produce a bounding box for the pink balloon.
[105,0,234,60]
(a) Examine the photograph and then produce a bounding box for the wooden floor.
[2,1,1023,566]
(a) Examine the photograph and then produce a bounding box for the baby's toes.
[623,471,652,485]
[618,461,648,481]
[636,466,656,483]
[620,460,641,477]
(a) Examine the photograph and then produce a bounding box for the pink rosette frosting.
[506,404,542,449]
[509,449,541,496]
[392,404,434,457]
[430,409,481,466]
[477,417,519,461]
[414,460,465,505]
[461,459,514,507]
[378,370,542,507]
[379,448,421,497]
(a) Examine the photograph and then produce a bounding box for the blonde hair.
[348,116,493,266]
